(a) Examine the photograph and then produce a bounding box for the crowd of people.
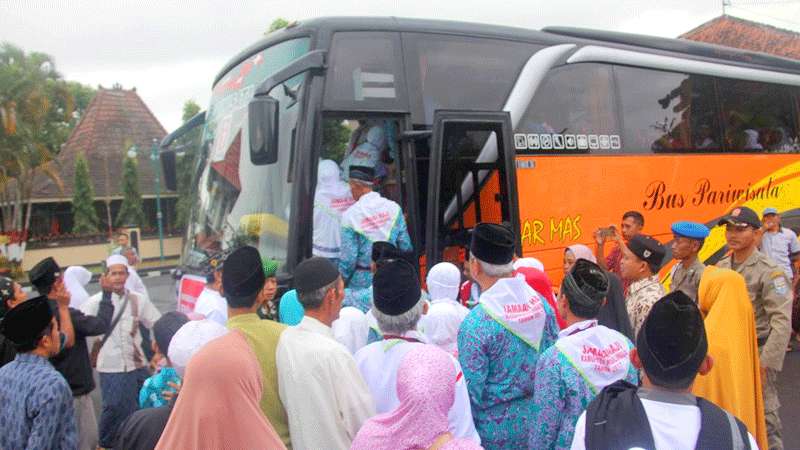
[0,193,798,449]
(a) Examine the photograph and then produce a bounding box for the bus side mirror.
[160,149,178,191]
[249,96,279,165]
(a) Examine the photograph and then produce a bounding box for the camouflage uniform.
[717,249,793,450]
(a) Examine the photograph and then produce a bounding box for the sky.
[4,0,800,130]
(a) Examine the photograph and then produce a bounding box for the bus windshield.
[184,37,310,270]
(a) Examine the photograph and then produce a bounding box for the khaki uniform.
[670,258,706,303]
[717,249,792,450]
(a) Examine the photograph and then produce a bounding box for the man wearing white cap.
[80,254,162,448]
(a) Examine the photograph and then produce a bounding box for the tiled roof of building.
[681,14,800,60]
[31,87,168,200]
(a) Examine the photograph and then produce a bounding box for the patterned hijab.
[351,345,481,450]
[0,276,16,319]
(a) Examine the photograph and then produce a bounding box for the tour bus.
[161,17,800,295]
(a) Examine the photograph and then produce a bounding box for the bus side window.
[717,79,799,153]
[518,63,618,154]
[615,67,720,154]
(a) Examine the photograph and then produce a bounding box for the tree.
[115,153,146,228]
[174,99,203,230]
[323,119,351,162]
[71,152,98,233]
[0,42,69,233]
[0,42,95,235]
[266,18,289,35]
[182,99,201,120]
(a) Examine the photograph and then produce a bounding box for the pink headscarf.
[566,244,597,264]
[155,330,286,450]
[351,345,482,450]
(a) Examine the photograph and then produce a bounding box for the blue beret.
[762,207,778,216]
[671,221,710,240]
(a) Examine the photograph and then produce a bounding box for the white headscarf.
[425,262,461,302]
[168,319,229,376]
[313,159,355,259]
[513,257,545,272]
[420,262,469,356]
[64,266,92,309]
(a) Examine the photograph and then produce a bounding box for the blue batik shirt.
[457,295,559,449]
[139,366,181,409]
[0,353,77,450]
[344,287,373,313]
[528,320,638,450]
[338,191,412,291]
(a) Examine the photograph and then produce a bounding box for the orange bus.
[162,17,800,291]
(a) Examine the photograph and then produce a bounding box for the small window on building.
[615,66,720,154]
[718,78,799,153]
[517,63,619,154]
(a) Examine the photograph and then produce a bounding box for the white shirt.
[418,299,470,356]
[193,287,228,326]
[354,331,481,444]
[79,290,162,373]
[276,316,375,450]
[332,306,370,354]
[571,397,759,450]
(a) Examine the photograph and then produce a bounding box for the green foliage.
[182,99,201,122]
[71,152,99,233]
[266,18,290,35]
[174,99,203,231]
[115,155,146,228]
[322,119,351,162]
[64,81,96,133]
[0,41,95,232]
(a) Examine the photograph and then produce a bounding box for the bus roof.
[213,16,800,88]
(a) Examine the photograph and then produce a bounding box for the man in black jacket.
[29,257,115,450]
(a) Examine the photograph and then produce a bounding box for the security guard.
[716,206,792,450]
[669,221,710,303]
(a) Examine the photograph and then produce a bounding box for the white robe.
[193,287,228,326]
[276,316,375,450]
[354,330,481,444]
[313,159,355,259]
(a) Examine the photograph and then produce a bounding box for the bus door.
[425,110,521,270]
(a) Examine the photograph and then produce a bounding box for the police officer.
[669,221,710,303]
[716,206,792,450]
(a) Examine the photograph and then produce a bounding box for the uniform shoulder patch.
[771,273,789,296]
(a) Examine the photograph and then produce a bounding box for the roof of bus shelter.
[29,87,174,202]
[682,15,800,61]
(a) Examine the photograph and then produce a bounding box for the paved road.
[88,275,800,448]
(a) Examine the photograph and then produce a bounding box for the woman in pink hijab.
[351,345,483,450]
[155,330,286,450]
